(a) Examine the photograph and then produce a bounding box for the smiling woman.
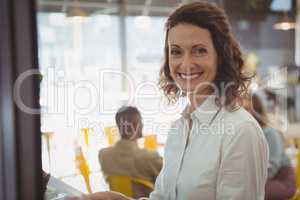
[75,2,269,200]
[159,2,252,110]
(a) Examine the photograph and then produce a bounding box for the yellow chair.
[144,134,158,151]
[82,128,91,147]
[107,175,154,197]
[75,146,92,193]
[104,126,119,146]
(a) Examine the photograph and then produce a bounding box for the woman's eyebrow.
[169,43,208,49]
[170,44,181,48]
[191,44,207,48]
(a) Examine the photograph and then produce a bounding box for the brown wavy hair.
[159,1,252,110]
[245,94,268,127]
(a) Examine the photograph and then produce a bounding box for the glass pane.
[37,12,122,195]
[36,4,180,198]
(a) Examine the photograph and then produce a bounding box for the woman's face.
[168,23,218,95]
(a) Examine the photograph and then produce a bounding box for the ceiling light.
[273,13,296,30]
[67,6,88,17]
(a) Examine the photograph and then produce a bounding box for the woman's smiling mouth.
[178,72,204,80]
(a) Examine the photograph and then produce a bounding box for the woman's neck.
[187,90,213,113]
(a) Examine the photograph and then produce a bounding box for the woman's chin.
[182,87,214,97]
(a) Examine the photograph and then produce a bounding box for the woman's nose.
[181,53,194,70]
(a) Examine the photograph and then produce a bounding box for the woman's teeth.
[179,73,202,80]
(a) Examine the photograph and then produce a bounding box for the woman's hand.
[67,191,132,200]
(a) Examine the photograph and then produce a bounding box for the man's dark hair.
[115,106,142,139]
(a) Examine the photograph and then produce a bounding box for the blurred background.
[35,0,300,195]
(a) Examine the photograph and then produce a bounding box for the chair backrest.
[74,146,92,193]
[106,175,154,197]
[82,128,90,147]
[143,134,158,151]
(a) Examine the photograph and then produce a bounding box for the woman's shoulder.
[220,107,267,148]
[222,106,261,128]
[219,107,267,143]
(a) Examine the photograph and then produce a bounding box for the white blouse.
[148,96,269,200]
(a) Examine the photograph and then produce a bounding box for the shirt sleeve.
[216,121,269,200]
[263,128,284,179]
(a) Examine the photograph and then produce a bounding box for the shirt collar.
[181,95,222,125]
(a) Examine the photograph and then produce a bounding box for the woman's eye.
[170,49,181,56]
[194,48,207,55]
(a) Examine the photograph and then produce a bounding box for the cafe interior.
[1,0,300,199]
